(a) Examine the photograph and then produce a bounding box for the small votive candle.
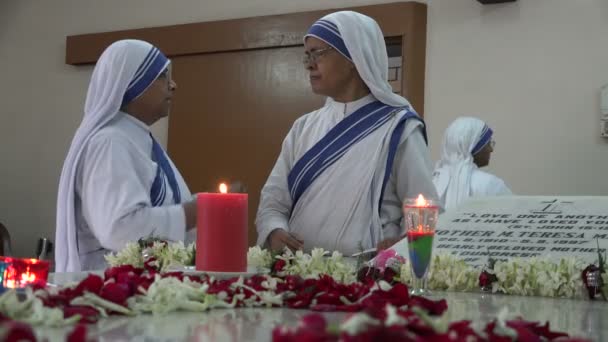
[0,257,50,289]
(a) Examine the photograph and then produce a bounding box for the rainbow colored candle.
[407,230,434,278]
[403,194,439,286]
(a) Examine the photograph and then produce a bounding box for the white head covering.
[55,40,170,272]
[305,11,412,108]
[432,117,493,210]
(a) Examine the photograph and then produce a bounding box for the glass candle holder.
[0,257,50,289]
[403,195,439,296]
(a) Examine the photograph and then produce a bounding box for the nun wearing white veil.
[433,116,512,211]
[55,40,197,272]
[256,11,438,256]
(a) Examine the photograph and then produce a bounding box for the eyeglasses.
[490,140,496,148]
[302,47,333,65]
[156,67,174,90]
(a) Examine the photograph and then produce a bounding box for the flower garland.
[256,247,358,284]
[107,241,607,300]
[249,247,605,300]
[394,254,591,299]
[105,238,194,271]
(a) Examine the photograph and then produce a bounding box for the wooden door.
[169,47,324,245]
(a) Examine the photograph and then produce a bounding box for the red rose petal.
[104,265,142,281]
[484,320,516,342]
[272,326,294,342]
[100,282,130,306]
[298,313,327,331]
[74,274,104,296]
[67,324,88,342]
[386,283,410,306]
[408,296,447,316]
[161,272,184,281]
[381,268,397,284]
[4,321,36,342]
[273,259,287,273]
[529,321,569,340]
[63,305,99,323]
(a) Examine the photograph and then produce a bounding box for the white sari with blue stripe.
[56,40,192,272]
[256,11,439,255]
[433,117,512,210]
[256,95,436,255]
[73,114,192,271]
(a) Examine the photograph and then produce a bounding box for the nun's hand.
[268,229,303,252]
[377,237,401,251]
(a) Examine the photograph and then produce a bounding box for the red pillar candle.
[196,183,248,272]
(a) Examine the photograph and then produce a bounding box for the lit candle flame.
[4,271,36,288]
[219,183,228,194]
[415,194,427,207]
[21,272,36,283]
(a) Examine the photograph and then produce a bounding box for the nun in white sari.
[433,117,512,211]
[55,40,197,272]
[256,11,438,256]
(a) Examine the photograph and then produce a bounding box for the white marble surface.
[39,273,604,341]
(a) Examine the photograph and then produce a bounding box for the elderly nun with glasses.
[56,40,197,272]
[256,11,438,255]
[433,116,512,211]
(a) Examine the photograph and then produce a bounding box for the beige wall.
[1,0,607,257]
